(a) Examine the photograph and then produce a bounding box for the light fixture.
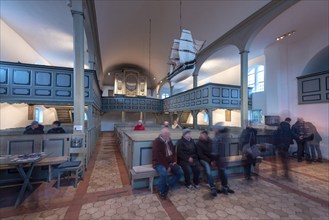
[276,30,296,41]
[160,80,163,83]
[107,72,111,76]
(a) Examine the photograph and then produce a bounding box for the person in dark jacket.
[212,123,235,194]
[47,121,66,134]
[23,121,44,134]
[177,129,200,190]
[240,126,258,180]
[305,121,322,162]
[275,117,293,178]
[152,128,183,199]
[291,118,310,162]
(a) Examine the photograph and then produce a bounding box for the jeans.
[200,160,215,188]
[179,161,200,186]
[214,156,228,187]
[297,141,310,160]
[154,164,183,194]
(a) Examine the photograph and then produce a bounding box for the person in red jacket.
[133,120,145,131]
[152,127,183,199]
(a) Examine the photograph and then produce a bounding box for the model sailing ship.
[167,29,205,82]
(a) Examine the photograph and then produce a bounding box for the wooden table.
[0,155,68,207]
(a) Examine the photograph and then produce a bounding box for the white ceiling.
[0,0,328,89]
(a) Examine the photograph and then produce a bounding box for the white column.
[71,1,85,134]
[193,74,198,88]
[240,50,249,128]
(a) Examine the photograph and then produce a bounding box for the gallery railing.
[101,96,163,112]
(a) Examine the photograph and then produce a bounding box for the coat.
[276,121,293,146]
[23,125,45,134]
[176,137,198,164]
[196,138,213,163]
[47,127,66,134]
[152,136,177,169]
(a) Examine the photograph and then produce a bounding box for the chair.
[57,161,84,188]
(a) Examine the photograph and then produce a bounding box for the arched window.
[35,107,44,123]
[248,65,264,93]
[161,93,169,99]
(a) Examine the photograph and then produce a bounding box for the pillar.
[193,74,198,88]
[207,109,213,130]
[140,112,143,121]
[71,1,85,134]
[240,50,249,129]
[122,112,126,124]
[170,85,174,96]
[191,110,198,129]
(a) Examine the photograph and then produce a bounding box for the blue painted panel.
[13,69,31,85]
[42,139,65,156]
[196,100,201,105]
[35,71,52,86]
[56,90,71,97]
[326,76,329,90]
[139,100,145,105]
[139,147,152,165]
[212,99,220,104]
[302,78,321,93]
[212,88,220,97]
[202,88,209,98]
[84,91,89,97]
[12,88,30,95]
[0,87,7,95]
[222,99,229,104]
[302,94,321,101]
[222,88,229,98]
[203,100,208,104]
[185,94,190,101]
[231,100,239,105]
[35,89,51,96]
[0,68,8,84]
[231,89,238,98]
[84,75,89,88]
[56,73,71,87]
[191,92,195,100]
[9,140,34,155]
[196,90,201,99]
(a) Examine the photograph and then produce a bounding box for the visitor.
[152,127,183,199]
[23,121,44,134]
[177,129,200,190]
[47,121,66,134]
[134,120,145,131]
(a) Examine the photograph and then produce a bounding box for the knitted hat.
[182,128,191,136]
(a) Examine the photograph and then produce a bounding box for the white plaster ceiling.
[0,0,328,89]
[0,0,89,68]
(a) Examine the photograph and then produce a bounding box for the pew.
[130,155,263,193]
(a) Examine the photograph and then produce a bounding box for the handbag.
[242,132,261,159]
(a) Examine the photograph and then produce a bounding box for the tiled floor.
[1,132,328,220]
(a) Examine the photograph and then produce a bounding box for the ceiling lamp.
[276,30,296,41]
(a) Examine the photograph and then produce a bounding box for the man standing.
[212,123,235,194]
[291,118,310,162]
[177,129,200,190]
[276,117,293,177]
[152,128,183,199]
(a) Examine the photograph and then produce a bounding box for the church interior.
[0,0,328,219]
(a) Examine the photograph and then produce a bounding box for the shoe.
[210,187,217,197]
[186,185,193,191]
[218,187,228,195]
[193,184,200,190]
[226,186,235,194]
[159,192,166,200]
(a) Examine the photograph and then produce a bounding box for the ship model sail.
[168,29,205,81]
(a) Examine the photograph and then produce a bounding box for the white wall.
[0,19,49,64]
[0,103,58,129]
[186,109,241,127]
[264,28,329,159]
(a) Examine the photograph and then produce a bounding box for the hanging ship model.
[167,29,205,83]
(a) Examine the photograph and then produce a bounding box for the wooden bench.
[130,156,263,193]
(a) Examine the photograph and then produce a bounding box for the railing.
[163,83,252,112]
[0,61,102,109]
[102,96,163,112]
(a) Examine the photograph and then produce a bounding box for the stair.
[55,108,72,123]
[179,112,190,124]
